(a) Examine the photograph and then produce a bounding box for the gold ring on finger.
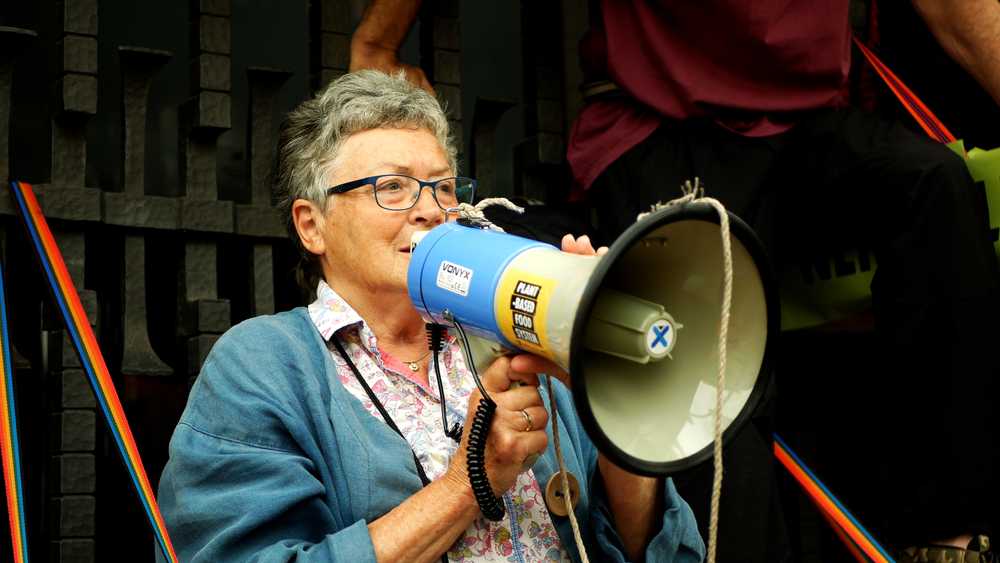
[520,409,534,432]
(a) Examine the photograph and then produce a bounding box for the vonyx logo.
[441,262,472,280]
[510,280,542,347]
[436,260,474,297]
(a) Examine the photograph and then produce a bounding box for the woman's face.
[320,126,451,294]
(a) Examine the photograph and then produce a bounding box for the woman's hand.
[348,40,434,94]
[443,234,608,502]
[445,355,550,498]
[348,0,435,95]
[560,233,608,257]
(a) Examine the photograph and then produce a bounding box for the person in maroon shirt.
[568,2,999,562]
[349,1,1000,561]
[568,1,852,193]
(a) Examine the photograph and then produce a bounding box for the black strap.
[331,337,433,487]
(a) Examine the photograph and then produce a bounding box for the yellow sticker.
[494,268,557,360]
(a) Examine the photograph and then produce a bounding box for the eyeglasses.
[326,174,477,211]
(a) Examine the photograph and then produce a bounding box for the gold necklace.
[399,350,432,372]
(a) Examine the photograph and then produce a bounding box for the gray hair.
[274,69,458,294]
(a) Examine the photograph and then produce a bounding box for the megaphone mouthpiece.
[584,288,681,364]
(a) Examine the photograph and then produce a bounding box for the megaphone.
[407,201,777,476]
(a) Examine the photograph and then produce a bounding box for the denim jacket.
[156,308,705,562]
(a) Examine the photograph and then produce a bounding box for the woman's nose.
[410,186,445,223]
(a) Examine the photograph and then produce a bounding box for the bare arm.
[912,0,1000,106]
[598,454,665,562]
[370,355,549,562]
[350,0,433,93]
[368,472,479,563]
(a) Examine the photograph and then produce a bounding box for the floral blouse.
[308,280,571,562]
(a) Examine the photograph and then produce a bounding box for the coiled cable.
[466,397,505,521]
[444,312,506,522]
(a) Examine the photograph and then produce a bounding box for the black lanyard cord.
[331,337,432,487]
[331,337,452,563]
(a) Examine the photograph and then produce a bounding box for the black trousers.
[588,108,1000,559]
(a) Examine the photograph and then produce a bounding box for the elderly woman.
[157,70,704,562]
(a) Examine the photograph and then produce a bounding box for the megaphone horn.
[407,201,777,477]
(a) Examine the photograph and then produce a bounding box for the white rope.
[545,178,731,563]
[450,198,524,232]
[638,179,732,563]
[472,180,729,561]
[546,375,590,563]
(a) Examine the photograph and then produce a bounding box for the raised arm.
[912,0,1000,106]
[350,0,433,93]
[159,317,552,562]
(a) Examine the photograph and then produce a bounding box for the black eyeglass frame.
[326,174,477,211]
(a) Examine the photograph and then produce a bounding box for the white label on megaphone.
[436,260,474,296]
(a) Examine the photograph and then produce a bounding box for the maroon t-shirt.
[567,0,852,195]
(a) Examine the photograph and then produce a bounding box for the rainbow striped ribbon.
[853,37,957,145]
[820,505,871,563]
[0,260,28,563]
[776,39,967,563]
[774,433,894,563]
[7,181,178,563]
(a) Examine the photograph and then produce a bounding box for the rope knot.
[636,177,706,222]
[680,177,705,199]
[450,198,524,232]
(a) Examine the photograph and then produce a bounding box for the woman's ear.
[292,199,326,256]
